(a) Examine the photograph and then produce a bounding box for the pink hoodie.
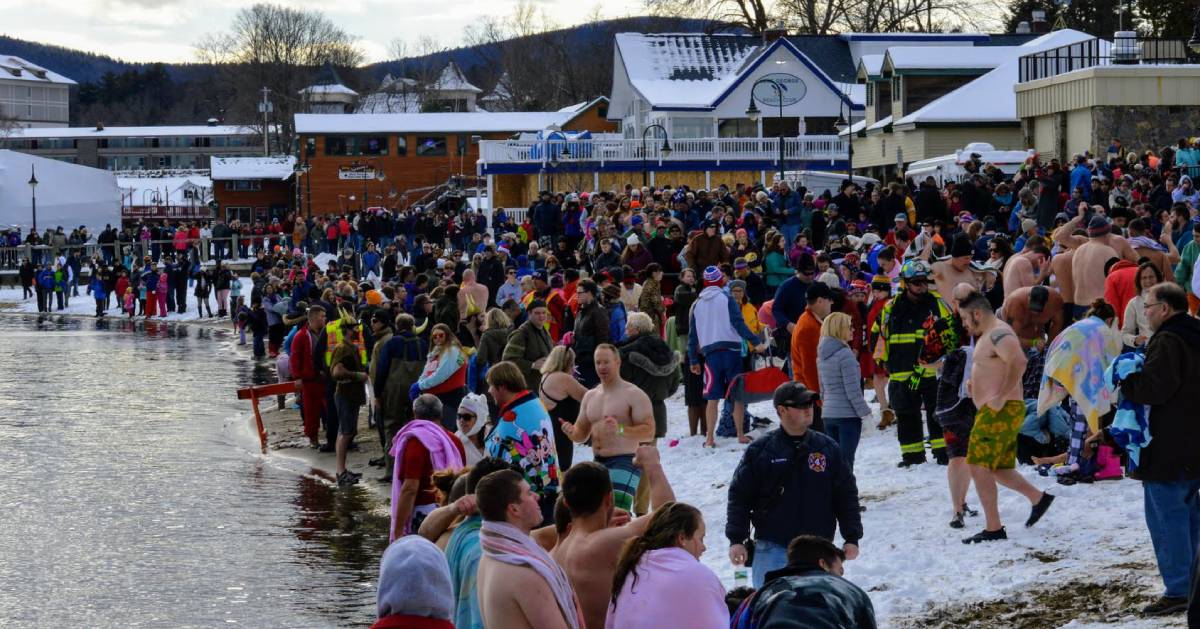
[605,547,727,629]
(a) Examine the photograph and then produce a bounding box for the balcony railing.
[477,136,849,167]
[1018,36,1193,83]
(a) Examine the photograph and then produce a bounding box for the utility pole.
[258,87,273,156]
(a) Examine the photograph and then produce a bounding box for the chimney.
[1031,10,1049,33]
[1015,20,1031,34]
[206,118,219,127]
[94,122,104,131]
[763,21,787,43]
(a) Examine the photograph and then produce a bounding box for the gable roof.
[210,156,297,181]
[431,62,482,94]
[893,29,1097,127]
[857,54,885,80]
[0,55,76,85]
[883,46,1013,73]
[613,33,762,108]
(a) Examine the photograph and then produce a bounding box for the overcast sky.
[0,0,644,65]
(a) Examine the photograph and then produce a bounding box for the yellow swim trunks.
[966,400,1025,471]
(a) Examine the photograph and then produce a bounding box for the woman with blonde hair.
[414,323,468,430]
[816,312,872,470]
[539,345,588,469]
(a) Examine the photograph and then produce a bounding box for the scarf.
[479,520,584,629]
[1128,234,1166,252]
[1104,351,1152,472]
[389,420,464,541]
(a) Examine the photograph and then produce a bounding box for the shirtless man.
[1047,239,1077,323]
[1054,214,1138,317]
[1001,240,1050,298]
[561,344,655,512]
[958,291,1054,544]
[923,234,985,304]
[551,446,675,629]
[1127,218,1180,279]
[476,469,581,629]
[999,285,1066,349]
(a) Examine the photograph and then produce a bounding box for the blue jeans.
[825,416,863,472]
[1143,479,1200,598]
[752,539,789,589]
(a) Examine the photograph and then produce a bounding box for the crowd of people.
[9,138,1200,626]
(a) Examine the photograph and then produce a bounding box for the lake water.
[0,315,386,628]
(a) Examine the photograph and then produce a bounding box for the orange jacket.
[790,308,822,397]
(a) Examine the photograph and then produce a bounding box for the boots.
[877,408,896,430]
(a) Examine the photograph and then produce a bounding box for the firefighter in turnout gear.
[872,259,958,467]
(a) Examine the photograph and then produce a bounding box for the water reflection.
[0,315,380,628]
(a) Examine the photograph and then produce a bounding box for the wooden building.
[294,98,615,215]
[210,156,296,224]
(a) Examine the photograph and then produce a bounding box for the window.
[866,83,874,106]
[671,118,712,139]
[305,137,316,157]
[762,117,801,138]
[718,118,757,138]
[224,180,262,192]
[324,135,389,156]
[396,136,407,156]
[416,136,447,157]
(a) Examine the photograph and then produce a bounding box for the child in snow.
[90,274,107,317]
[123,287,136,319]
[234,297,250,345]
[138,282,147,316]
[157,269,168,317]
[248,300,268,358]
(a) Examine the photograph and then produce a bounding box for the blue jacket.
[772,190,804,224]
[36,269,54,289]
[141,267,159,292]
[89,277,107,300]
[771,276,810,329]
[726,428,862,547]
[1070,164,1092,200]
[608,302,627,344]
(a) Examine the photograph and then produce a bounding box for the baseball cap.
[894,213,908,223]
[773,381,819,409]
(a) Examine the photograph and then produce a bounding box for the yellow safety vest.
[325,319,367,366]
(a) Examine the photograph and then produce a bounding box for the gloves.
[409,383,422,401]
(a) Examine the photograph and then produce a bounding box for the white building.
[0,55,74,128]
[358,62,485,114]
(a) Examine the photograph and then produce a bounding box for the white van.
[905,142,1034,186]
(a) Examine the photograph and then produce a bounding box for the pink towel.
[389,419,463,540]
[481,520,585,629]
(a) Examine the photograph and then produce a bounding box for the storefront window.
[416,136,447,157]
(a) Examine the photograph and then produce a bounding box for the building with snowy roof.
[210,156,297,224]
[0,55,75,128]
[116,173,213,224]
[359,63,488,114]
[852,29,1094,179]
[0,122,269,171]
[300,64,359,114]
[1014,34,1200,163]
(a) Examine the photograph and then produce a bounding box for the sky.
[0,0,645,65]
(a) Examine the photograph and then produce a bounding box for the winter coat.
[618,333,681,438]
[475,327,511,371]
[573,301,610,359]
[501,319,553,392]
[374,332,428,427]
[764,250,791,291]
[817,337,871,420]
[733,563,876,629]
[685,233,729,271]
[687,286,761,364]
[726,428,862,547]
[637,278,666,323]
[1118,313,1200,481]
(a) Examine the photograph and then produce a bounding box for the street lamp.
[27,165,38,233]
[746,78,787,185]
[640,123,672,187]
[835,95,855,186]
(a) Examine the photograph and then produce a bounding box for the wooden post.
[237,381,300,454]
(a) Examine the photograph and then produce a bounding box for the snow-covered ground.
[0,286,1184,628]
[0,277,248,323]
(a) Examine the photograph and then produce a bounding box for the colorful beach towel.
[1037,316,1123,430]
[1104,351,1153,472]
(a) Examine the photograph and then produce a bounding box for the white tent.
[0,150,120,232]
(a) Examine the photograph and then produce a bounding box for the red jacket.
[290,326,320,381]
[369,615,453,629]
[1104,260,1139,327]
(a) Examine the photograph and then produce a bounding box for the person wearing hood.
[817,312,872,471]
[686,221,730,271]
[455,393,489,465]
[372,535,455,629]
[687,266,766,448]
[1171,174,1200,207]
[1103,257,1140,328]
[620,312,682,515]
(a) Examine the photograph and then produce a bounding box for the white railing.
[478,136,849,166]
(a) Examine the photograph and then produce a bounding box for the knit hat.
[457,393,489,437]
[1021,218,1038,233]
[702,265,724,286]
[871,274,892,292]
[376,536,454,621]
[727,279,747,292]
[733,257,749,270]
[894,213,908,223]
[849,279,870,295]
[1087,215,1112,237]
[627,234,640,246]
[843,252,861,268]
[365,290,384,305]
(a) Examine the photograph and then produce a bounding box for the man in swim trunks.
[959,291,1055,544]
[560,344,655,511]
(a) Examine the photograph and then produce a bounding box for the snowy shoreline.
[0,286,1181,628]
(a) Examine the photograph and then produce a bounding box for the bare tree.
[646,0,994,33]
[0,112,20,138]
[195,3,364,153]
[645,0,775,32]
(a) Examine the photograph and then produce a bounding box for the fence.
[479,135,850,167]
[1018,36,1192,83]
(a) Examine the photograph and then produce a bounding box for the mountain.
[0,34,214,84]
